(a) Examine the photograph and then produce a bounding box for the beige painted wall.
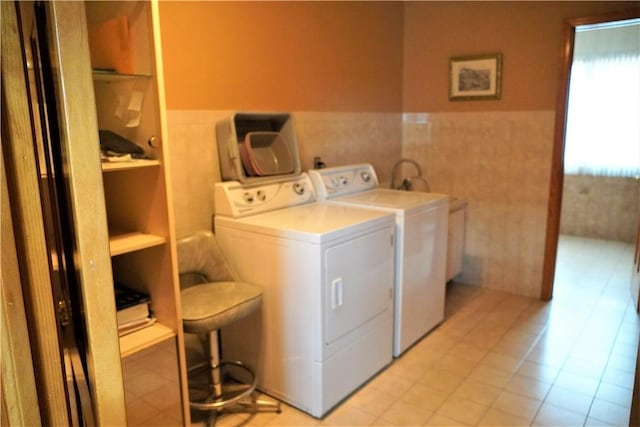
[158,1,404,112]
[159,1,634,113]
[402,1,636,112]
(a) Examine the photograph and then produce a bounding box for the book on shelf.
[118,316,157,337]
[114,284,151,332]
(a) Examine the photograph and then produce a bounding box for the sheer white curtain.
[564,52,640,177]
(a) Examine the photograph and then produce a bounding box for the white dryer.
[309,164,449,356]
[213,174,395,418]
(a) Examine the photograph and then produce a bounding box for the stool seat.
[181,281,262,335]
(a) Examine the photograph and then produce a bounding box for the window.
[564,20,640,177]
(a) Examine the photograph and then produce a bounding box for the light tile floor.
[194,235,639,427]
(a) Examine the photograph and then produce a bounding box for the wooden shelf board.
[119,323,175,358]
[93,70,152,81]
[102,159,160,172]
[109,232,166,256]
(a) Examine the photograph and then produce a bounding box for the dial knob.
[293,183,305,195]
[242,192,254,203]
[361,171,371,182]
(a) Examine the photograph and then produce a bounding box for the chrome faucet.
[390,158,430,191]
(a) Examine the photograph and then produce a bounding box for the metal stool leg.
[209,330,222,398]
[188,330,280,425]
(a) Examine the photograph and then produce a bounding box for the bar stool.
[177,231,281,426]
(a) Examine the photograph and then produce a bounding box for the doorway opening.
[555,18,640,304]
[542,10,640,302]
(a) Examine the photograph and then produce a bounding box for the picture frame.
[449,53,503,101]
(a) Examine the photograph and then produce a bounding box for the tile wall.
[167,110,555,298]
[166,111,402,239]
[561,174,639,243]
[402,111,556,298]
[294,111,403,182]
[167,110,228,239]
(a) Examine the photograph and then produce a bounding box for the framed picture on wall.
[449,53,503,101]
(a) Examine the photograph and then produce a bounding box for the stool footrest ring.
[188,360,257,411]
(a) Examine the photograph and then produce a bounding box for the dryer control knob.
[256,190,266,201]
[339,176,348,186]
[293,183,305,195]
[243,192,254,203]
[361,171,371,182]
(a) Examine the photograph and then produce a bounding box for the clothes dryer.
[309,164,449,356]
[213,173,395,418]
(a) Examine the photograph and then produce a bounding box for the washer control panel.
[309,163,379,199]
[215,174,316,217]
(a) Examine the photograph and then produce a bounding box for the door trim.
[1,1,70,424]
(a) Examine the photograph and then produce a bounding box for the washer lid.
[215,202,395,244]
[336,189,449,211]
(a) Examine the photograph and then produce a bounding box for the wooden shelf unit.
[85,0,187,423]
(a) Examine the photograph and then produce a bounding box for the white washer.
[309,164,449,356]
[213,173,395,418]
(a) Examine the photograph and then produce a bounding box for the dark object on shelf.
[99,130,145,157]
[114,283,150,310]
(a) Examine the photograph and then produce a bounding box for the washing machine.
[309,163,449,356]
[213,173,395,418]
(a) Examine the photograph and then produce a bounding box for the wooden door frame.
[540,8,640,301]
[2,2,69,424]
[2,1,127,424]
[1,124,43,427]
